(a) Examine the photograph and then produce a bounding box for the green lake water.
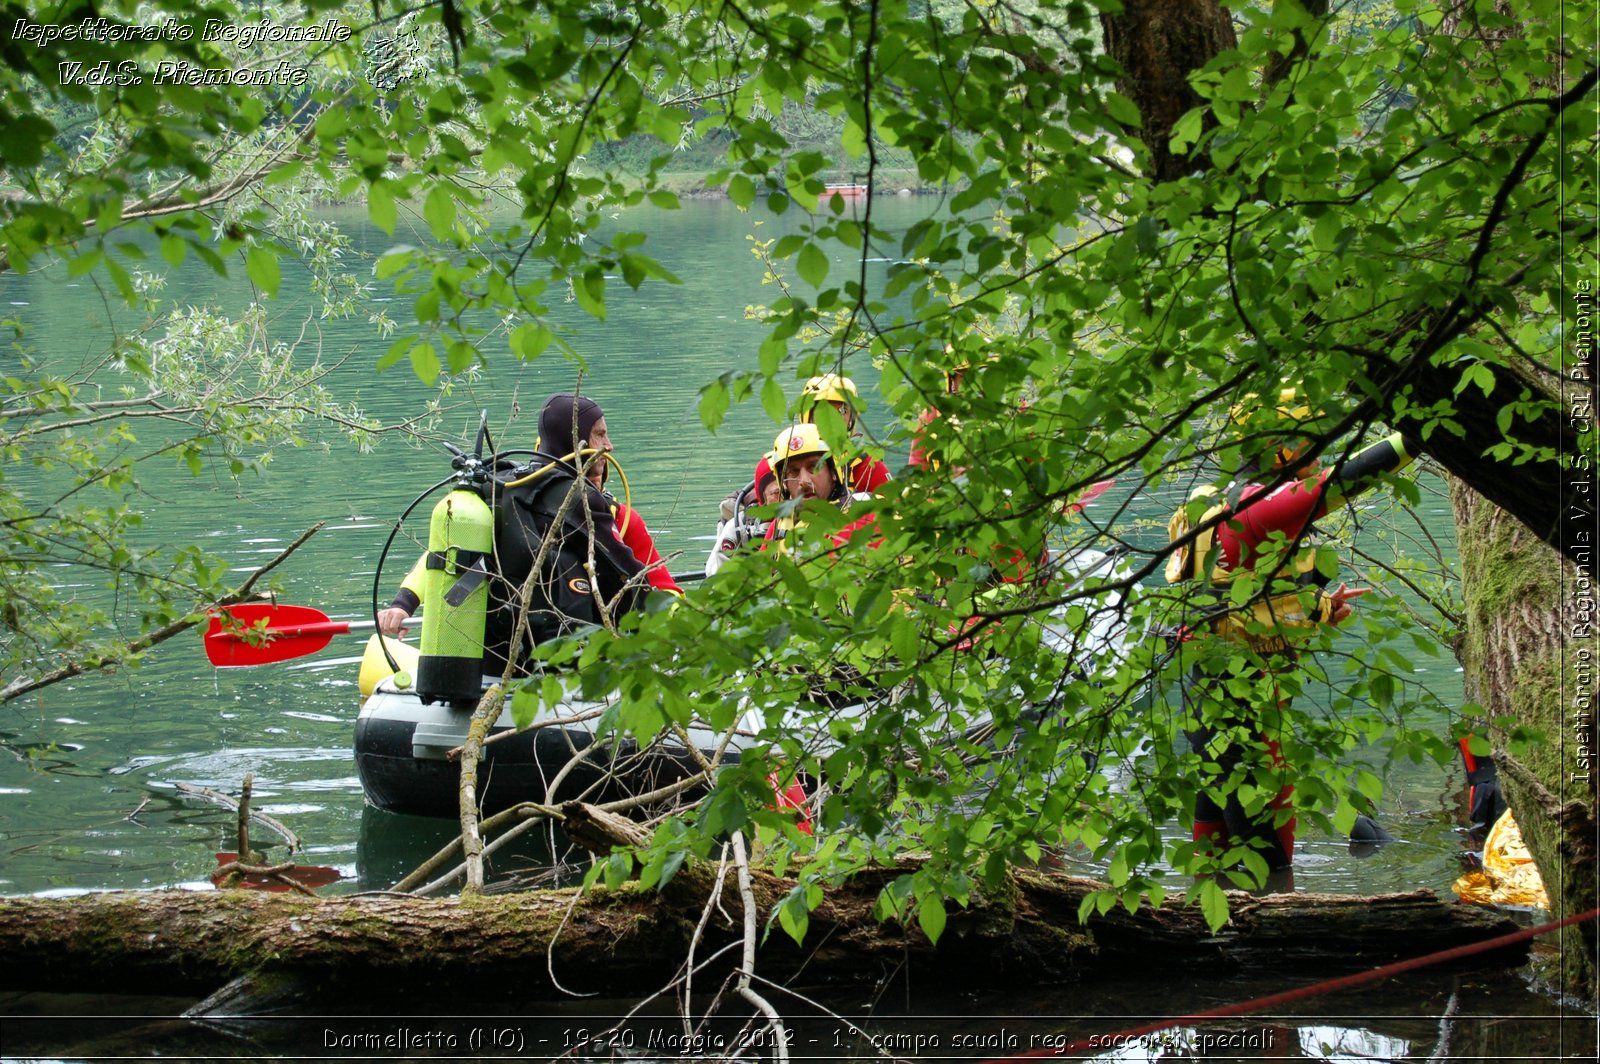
[0,197,1591,1060]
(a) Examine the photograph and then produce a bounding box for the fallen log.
[0,868,1526,1006]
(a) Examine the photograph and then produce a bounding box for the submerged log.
[0,870,1526,1006]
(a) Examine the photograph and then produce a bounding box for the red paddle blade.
[1067,478,1116,513]
[204,603,341,667]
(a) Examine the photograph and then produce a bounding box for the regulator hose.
[370,471,464,677]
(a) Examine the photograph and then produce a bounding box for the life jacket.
[764,492,874,555]
[482,453,647,669]
[1166,483,1332,654]
[849,453,891,493]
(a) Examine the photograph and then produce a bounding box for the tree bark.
[1452,481,1598,994]
[1434,0,1597,996]
[1099,0,1238,183]
[0,875,1526,1006]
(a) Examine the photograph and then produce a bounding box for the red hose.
[979,906,1599,1061]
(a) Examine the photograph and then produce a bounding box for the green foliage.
[0,296,396,691]
[1,0,1591,935]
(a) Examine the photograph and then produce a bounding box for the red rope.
[981,906,1600,1061]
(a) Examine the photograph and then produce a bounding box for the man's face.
[829,399,856,431]
[585,417,612,486]
[782,453,835,501]
[586,417,612,454]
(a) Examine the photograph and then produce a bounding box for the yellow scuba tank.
[416,484,495,706]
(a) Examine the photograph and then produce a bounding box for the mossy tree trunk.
[1452,480,1598,995]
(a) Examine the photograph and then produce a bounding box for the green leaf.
[377,336,411,372]
[603,851,632,889]
[67,248,104,278]
[1135,215,1161,257]
[509,680,540,730]
[698,377,731,431]
[761,375,788,423]
[841,119,868,159]
[573,269,607,320]
[510,322,553,361]
[1332,799,1359,837]
[246,246,280,297]
[409,342,441,384]
[369,183,398,234]
[424,186,457,239]
[1198,877,1230,932]
[1108,848,1129,886]
[729,175,755,208]
[103,257,135,302]
[1170,107,1205,152]
[655,849,687,890]
[797,243,828,287]
[918,892,947,945]
[777,890,810,945]
[1105,91,1143,129]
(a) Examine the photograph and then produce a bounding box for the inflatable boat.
[352,548,1136,819]
[352,636,772,818]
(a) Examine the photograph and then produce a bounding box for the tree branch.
[1,522,324,703]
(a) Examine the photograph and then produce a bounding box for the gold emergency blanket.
[1451,810,1550,909]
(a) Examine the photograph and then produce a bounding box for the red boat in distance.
[824,182,869,198]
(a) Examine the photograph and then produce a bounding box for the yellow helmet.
[799,374,861,426]
[801,373,859,405]
[945,337,1005,373]
[1229,386,1312,426]
[1229,385,1317,468]
[771,424,843,500]
[771,423,832,466]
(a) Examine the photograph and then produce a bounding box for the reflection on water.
[0,966,1592,1061]
[355,805,588,894]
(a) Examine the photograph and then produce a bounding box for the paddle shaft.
[252,619,377,639]
[208,569,703,668]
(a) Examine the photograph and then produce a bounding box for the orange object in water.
[212,853,343,892]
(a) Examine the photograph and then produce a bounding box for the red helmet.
[754,453,777,498]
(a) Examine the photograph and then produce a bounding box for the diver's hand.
[377,607,412,638]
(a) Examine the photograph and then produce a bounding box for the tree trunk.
[0,874,1526,1006]
[1099,0,1238,183]
[1452,481,1598,995]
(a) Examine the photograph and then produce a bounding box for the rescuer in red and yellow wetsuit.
[762,423,877,553]
[1168,389,1417,880]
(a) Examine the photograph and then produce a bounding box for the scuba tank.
[416,424,495,707]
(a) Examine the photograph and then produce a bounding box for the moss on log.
[0,871,1525,1006]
